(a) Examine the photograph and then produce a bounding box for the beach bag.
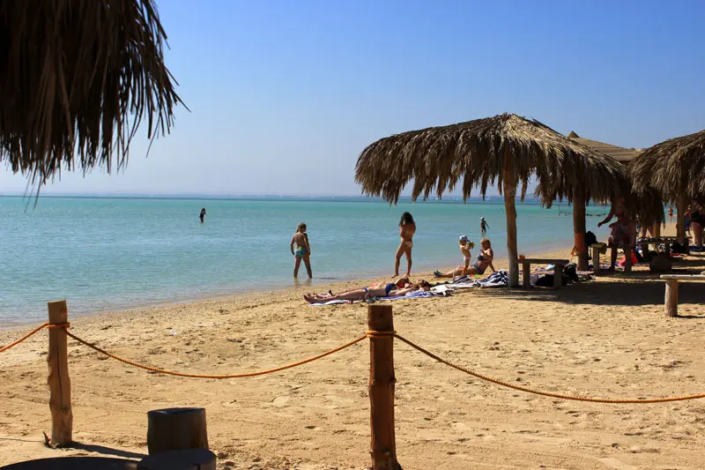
[649,253,672,273]
[671,241,687,254]
[564,263,579,283]
[618,251,638,267]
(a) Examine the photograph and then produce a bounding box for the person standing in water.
[480,217,489,236]
[394,212,416,277]
[199,208,207,223]
[290,223,312,278]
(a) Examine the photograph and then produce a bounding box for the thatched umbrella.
[0,0,182,190]
[355,113,627,286]
[567,132,665,236]
[629,129,705,242]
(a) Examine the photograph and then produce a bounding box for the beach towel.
[309,299,353,306]
[308,288,445,306]
[470,270,508,288]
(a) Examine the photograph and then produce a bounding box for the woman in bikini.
[598,197,636,270]
[290,223,312,278]
[304,279,431,304]
[434,238,495,279]
[394,212,416,277]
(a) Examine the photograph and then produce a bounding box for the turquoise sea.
[0,196,612,325]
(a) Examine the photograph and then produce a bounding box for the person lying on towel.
[304,279,431,304]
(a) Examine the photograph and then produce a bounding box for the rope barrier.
[394,333,705,404]
[0,323,50,353]
[5,322,705,404]
[65,330,367,379]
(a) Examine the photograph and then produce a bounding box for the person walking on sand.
[199,208,207,223]
[668,205,674,223]
[394,212,416,277]
[290,223,312,278]
[480,217,489,236]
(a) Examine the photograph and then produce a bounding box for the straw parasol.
[629,129,705,242]
[0,0,183,191]
[355,113,628,285]
[567,132,665,236]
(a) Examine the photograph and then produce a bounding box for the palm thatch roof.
[565,132,663,226]
[629,129,705,202]
[355,113,627,205]
[567,134,642,164]
[0,0,183,189]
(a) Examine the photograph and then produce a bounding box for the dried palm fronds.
[0,0,183,190]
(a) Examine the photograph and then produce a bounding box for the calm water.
[0,196,611,325]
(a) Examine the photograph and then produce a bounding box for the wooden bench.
[520,257,570,289]
[639,237,679,257]
[591,244,633,274]
[661,274,705,317]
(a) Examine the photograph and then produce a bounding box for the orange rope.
[66,330,367,379]
[0,323,50,353]
[394,334,705,404]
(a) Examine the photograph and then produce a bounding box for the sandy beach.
[2,226,705,470]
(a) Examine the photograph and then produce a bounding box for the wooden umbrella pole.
[47,300,73,446]
[676,195,687,244]
[368,305,401,470]
[503,149,519,287]
[573,187,588,271]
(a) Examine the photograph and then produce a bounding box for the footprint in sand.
[272,396,290,407]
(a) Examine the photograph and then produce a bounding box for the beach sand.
[1,226,705,469]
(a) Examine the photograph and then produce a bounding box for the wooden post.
[652,222,661,238]
[503,150,519,288]
[573,188,588,271]
[676,195,686,244]
[624,246,633,273]
[522,260,531,289]
[664,279,678,317]
[592,246,601,275]
[367,305,401,470]
[47,300,72,446]
[553,264,564,289]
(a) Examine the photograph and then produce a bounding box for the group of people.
[596,197,704,270]
[296,211,497,302]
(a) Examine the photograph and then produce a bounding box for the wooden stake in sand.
[367,305,401,470]
[47,300,73,446]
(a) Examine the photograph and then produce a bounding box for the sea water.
[0,196,612,325]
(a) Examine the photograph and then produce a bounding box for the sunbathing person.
[434,238,494,279]
[304,280,431,304]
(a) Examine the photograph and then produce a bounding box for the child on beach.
[394,212,416,277]
[434,237,495,279]
[290,223,312,278]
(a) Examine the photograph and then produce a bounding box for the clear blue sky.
[2,0,704,196]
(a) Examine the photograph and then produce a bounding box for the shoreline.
[0,236,561,330]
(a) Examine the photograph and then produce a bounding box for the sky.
[2,0,704,197]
